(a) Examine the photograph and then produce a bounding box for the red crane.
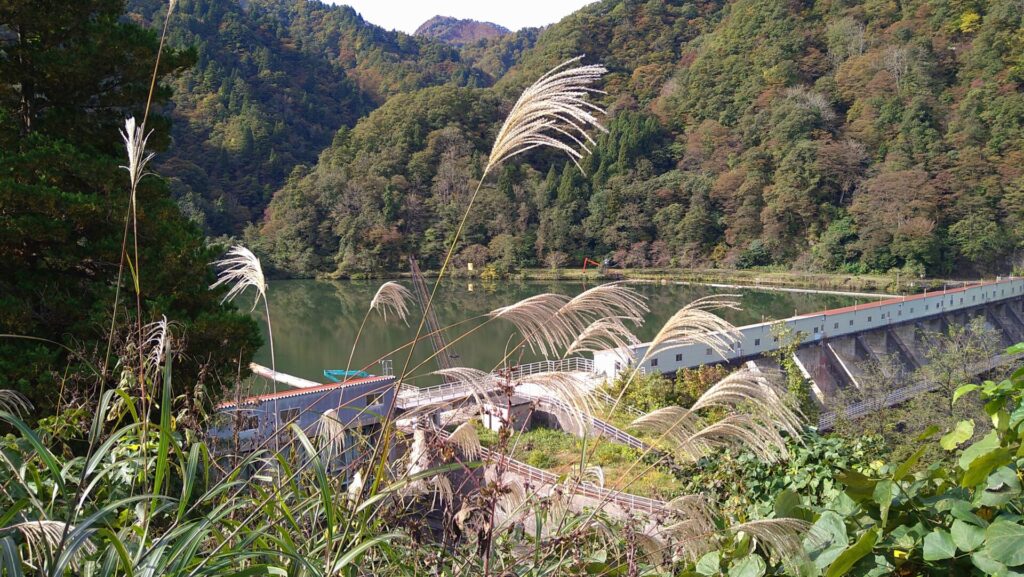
[582,257,602,272]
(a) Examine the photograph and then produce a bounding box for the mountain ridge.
[414,15,510,45]
[254,0,1024,279]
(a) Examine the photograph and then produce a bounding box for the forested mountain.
[0,0,260,413]
[252,0,1023,278]
[125,0,495,235]
[414,16,510,46]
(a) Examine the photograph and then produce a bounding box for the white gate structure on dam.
[593,277,1024,379]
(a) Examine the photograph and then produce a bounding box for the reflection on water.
[251,279,872,386]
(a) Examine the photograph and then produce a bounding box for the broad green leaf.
[987,398,1008,418]
[923,530,956,560]
[838,469,877,501]
[893,446,927,481]
[949,500,989,527]
[890,522,927,550]
[728,554,766,577]
[825,528,879,577]
[985,519,1024,566]
[917,425,941,441]
[954,384,981,404]
[972,548,1008,575]
[862,555,895,577]
[695,551,721,576]
[873,480,894,526]
[1009,405,1024,430]
[994,409,1011,432]
[806,511,848,569]
[952,519,986,552]
[963,448,1013,488]
[774,490,801,517]
[1007,343,1024,355]
[979,467,1023,507]
[960,431,1001,469]
[941,420,975,450]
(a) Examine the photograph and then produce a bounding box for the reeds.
[486,56,608,173]
[0,17,825,571]
[369,281,414,324]
[630,368,801,463]
[210,246,268,311]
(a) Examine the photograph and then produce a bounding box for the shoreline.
[312,267,973,295]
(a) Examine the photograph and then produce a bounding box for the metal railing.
[435,429,672,516]
[593,390,646,417]
[397,357,597,407]
[818,352,1023,430]
[526,395,652,451]
[508,357,595,380]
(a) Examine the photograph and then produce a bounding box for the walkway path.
[661,279,894,299]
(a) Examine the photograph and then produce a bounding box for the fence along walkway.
[431,428,673,517]
[817,352,1023,430]
[525,394,654,452]
[396,357,598,408]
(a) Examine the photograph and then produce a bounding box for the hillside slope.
[127,0,492,234]
[254,0,1023,279]
[415,16,510,45]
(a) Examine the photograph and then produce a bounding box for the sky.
[326,1,597,34]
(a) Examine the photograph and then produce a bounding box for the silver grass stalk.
[391,58,607,449]
[684,414,790,462]
[369,281,414,325]
[344,281,415,382]
[317,409,347,460]
[489,293,571,357]
[564,316,641,359]
[142,315,174,376]
[489,283,647,358]
[487,56,608,173]
[559,282,648,321]
[430,474,454,507]
[520,371,597,435]
[635,531,668,566]
[581,464,605,488]
[347,470,364,501]
[210,245,278,449]
[0,390,32,417]
[666,494,717,537]
[495,475,529,525]
[383,58,608,486]
[7,520,95,571]
[405,426,431,484]
[447,420,482,460]
[210,245,267,312]
[644,295,742,360]
[732,518,811,569]
[120,117,155,195]
[630,369,801,463]
[432,367,501,410]
[690,368,803,437]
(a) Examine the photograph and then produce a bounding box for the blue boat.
[323,369,371,382]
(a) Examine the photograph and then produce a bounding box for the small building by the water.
[208,374,397,472]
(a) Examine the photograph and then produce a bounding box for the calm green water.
[250,280,873,387]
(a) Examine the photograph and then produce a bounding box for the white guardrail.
[433,429,671,515]
[818,352,1023,430]
[398,357,597,406]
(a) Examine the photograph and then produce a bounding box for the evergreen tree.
[0,0,260,415]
